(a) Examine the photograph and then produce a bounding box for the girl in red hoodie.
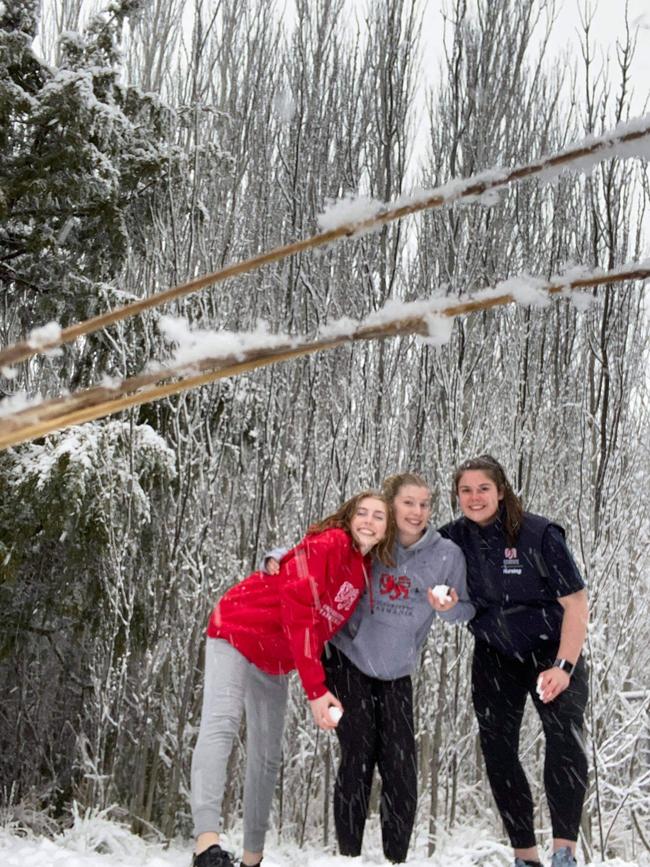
[191,491,395,867]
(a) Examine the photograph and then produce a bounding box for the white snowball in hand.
[432,584,452,602]
[329,706,343,724]
[536,674,544,699]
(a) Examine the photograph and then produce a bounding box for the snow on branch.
[0,262,648,451]
[0,113,649,370]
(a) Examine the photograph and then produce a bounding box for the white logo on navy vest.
[503,547,522,575]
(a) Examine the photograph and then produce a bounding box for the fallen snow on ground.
[0,812,648,867]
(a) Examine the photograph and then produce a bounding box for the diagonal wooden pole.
[1,117,649,370]
[0,264,647,451]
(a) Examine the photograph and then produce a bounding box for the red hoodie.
[207,528,371,699]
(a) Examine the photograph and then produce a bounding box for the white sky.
[548,0,650,113]
[40,0,650,118]
[420,0,650,112]
[399,0,650,181]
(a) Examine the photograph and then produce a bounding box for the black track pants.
[323,645,417,863]
[471,641,589,848]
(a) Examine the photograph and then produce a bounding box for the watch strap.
[552,657,574,676]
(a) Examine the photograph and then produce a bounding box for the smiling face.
[349,496,389,554]
[392,484,432,547]
[457,469,504,526]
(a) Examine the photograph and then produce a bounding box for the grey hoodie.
[263,528,474,681]
[329,527,473,680]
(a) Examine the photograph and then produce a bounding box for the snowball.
[432,584,452,603]
[328,706,343,724]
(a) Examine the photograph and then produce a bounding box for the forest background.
[0,0,649,860]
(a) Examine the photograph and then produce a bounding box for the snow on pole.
[0,113,649,369]
[0,262,648,451]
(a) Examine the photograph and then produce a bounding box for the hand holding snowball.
[328,706,343,724]
[536,667,570,704]
[309,691,343,730]
[428,585,459,612]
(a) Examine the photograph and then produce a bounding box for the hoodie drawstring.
[363,558,374,613]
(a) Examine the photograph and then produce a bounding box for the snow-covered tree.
[0,0,647,857]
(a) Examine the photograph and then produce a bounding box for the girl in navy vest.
[437,455,588,867]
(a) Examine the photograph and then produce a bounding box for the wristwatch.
[553,658,574,676]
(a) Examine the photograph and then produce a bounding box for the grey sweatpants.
[191,638,289,852]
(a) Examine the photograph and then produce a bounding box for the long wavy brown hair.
[452,454,523,546]
[307,490,396,565]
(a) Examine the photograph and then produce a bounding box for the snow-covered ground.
[1,812,647,867]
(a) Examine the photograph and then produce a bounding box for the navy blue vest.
[439,512,565,658]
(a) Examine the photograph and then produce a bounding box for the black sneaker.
[193,844,236,867]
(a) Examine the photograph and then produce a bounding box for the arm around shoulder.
[258,545,291,573]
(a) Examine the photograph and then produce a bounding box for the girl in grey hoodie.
[264,473,474,862]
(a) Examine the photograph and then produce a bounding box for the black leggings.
[323,645,417,863]
[472,641,589,847]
